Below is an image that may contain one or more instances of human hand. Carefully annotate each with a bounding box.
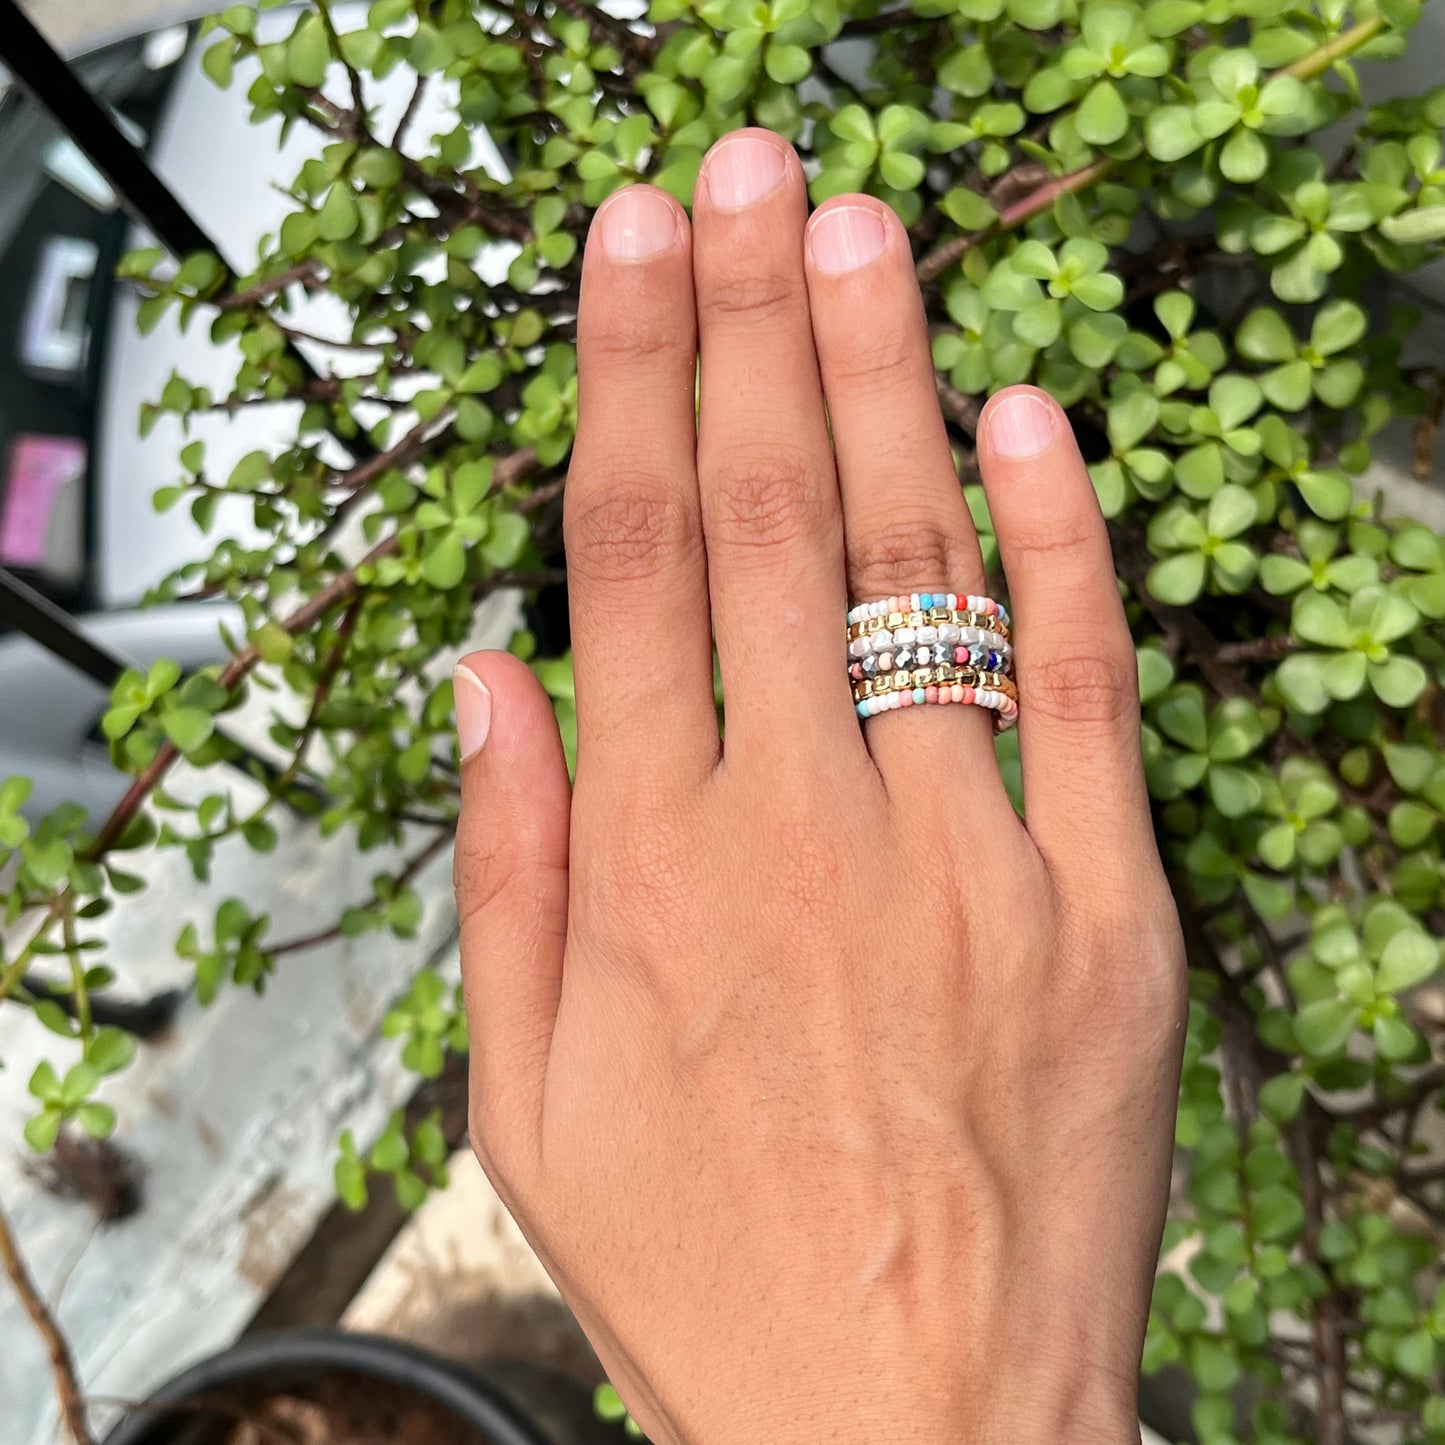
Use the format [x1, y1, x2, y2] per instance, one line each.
[452, 127, 1186, 1445]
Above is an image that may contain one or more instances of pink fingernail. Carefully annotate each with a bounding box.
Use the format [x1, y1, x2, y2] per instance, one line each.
[987, 391, 1057, 458]
[702, 133, 787, 210]
[454, 664, 492, 760]
[808, 206, 887, 275]
[598, 187, 678, 261]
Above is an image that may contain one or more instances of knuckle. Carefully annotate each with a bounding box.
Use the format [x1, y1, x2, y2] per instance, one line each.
[826, 327, 919, 393]
[701, 266, 802, 327]
[1054, 891, 1187, 1032]
[1023, 647, 1138, 729]
[707, 442, 835, 552]
[1007, 516, 1092, 565]
[564, 472, 698, 587]
[582, 316, 694, 374]
[850, 515, 970, 596]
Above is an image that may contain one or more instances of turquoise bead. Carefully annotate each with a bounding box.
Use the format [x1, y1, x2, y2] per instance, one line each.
[919, 592, 933, 609]
[913, 687, 926, 704]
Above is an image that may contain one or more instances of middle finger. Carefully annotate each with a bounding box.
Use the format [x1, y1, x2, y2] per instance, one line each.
[692, 130, 860, 765]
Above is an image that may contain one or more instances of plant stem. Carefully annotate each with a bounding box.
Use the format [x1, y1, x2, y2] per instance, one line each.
[1279, 15, 1385, 80]
[915, 158, 1115, 284]
[0, 1200, 94, 1445]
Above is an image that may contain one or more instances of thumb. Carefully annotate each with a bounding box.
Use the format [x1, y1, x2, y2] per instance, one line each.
[453, 649, 571, 1170]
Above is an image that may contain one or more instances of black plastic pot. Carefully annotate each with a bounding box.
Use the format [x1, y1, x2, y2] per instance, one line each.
[100, 1327, 621, 1445]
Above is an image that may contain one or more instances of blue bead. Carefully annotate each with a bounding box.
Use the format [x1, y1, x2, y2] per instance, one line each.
[919, 592, 933, 609]
[913, 688, 926, 704]
[856, 701, 868, 718]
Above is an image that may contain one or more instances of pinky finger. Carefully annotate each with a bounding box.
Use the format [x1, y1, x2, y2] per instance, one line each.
[975, 388, 1153, 876]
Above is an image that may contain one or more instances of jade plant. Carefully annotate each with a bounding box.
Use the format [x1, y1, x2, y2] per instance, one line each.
[1, 0, 1444, 1441]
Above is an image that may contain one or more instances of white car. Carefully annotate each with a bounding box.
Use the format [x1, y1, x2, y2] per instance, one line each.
[0, 6, 514, 826]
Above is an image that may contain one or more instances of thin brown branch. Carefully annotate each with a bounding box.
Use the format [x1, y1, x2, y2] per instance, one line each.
[267, 827, 452, 957]
[839, 6, 926, 33]
[1215, 634, 1299, 665]
[89, 447, 541, 861]
[915, 158, 1116, 284]
[391, 74, 428, 149]
[0, 1202, 94, 1445]
[935, 375, 982, 435]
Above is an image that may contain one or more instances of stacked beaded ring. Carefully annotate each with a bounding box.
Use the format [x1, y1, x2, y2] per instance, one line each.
[847, 591, 1018, 732]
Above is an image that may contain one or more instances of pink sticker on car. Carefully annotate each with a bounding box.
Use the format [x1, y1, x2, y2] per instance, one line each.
[0, 435, 87, 569]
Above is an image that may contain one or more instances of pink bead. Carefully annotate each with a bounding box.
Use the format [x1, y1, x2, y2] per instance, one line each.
[954, 646, 968, 664]
[950, 685, 964, 703]
[925, 686, 939, 703]
[900, 691, 915, 706]
[849, 663, 864, 680]
[960, 686, 975, 704]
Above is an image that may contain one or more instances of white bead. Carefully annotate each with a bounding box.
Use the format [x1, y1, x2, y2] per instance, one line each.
[848, 636, 870, 658]
[916, 625, 938, 645]
[938, 623, 960, 644]
[893, 626, 916, 645]
[870, 630, 893, 653]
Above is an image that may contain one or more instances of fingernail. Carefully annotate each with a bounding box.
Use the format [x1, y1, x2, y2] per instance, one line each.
[807, 206, 887, 275]
[454, 664, 492, 760]
[986, 391, 1057, 459]
[702, 133, 787, 211]
[598, 186, 678, 261]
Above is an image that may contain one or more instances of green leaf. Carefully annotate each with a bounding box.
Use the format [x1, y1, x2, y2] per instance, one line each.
[1275, 653, 1330, 714]
[940, 188, 997, 229]
[1296, 468, 1354, 521]
[317, 183, 360, 242]
[1149, 551, 1207, 605]
[1076, 79, 1129, 144]
[164, 707, 216, 754]
[1010, 240, 1059, 279]
[1311, 299, 1367, 356]
[1258, 1072, 1306, 1122]
[422, 531, 467, 589]
[1293, 593, 1349, 647]
[1377, 929, 1439, 992]
[1152, 292, 1194, 344]
[24, 1110, 62, 1153]
[202, 39, 234, 88]
[764, 41, 810, 84]
[1145, 106, 1200, 162]
[1206, 484, 1255, 540]
[1293, 997, 1359, 1057]
[830, 104, 874, 145]
[75, 1102, 117, 1139]
[86, 1027, 137, 1075]
[1070, 272, 1125, 311]
[286, 12, 330, 88]
[1370, 654, 1427, 707]
[1108, 390, 1159, 452]
[1236, 307, 1296, 363]
[1380, 206, 1445, 244]
[1396, 1329, 1438, 1381]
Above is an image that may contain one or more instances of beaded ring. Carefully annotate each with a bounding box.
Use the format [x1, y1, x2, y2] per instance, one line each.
[847, 609, 1010, 644]
[847, 593, 1010, 627]
[847, 592, 1017, 731]
[854, 665, 1016, 699]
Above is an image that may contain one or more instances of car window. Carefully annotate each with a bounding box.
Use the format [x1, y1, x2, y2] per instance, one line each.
[0, 32, 188, 616]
